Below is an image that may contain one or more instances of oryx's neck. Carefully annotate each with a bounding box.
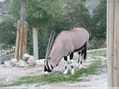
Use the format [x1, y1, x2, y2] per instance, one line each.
[48, 44, 65, 67]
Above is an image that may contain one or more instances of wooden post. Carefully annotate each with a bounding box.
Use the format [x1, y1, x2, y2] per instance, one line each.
[15, 22, 28, 60]
[19, 26, 24, 59]
[107, 0, 119, 87]
[33, 28, 39, 60]
[15, 21, 21, 59]
[113, 1, 119, 86]
[0, 45, 2, 64]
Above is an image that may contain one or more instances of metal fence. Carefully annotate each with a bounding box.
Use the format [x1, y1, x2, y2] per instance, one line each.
[0, 45, 14, 64]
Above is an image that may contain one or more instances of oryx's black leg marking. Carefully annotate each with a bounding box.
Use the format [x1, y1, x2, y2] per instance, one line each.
[70, 52, 75, 75]
[78, 52, 81, 63]
[64, 56, 67, 61]
[70, 52, 74, 60]
[65, 66, 67, 70]
[80, 60, 82, 64]
[71, 65, 73, 68]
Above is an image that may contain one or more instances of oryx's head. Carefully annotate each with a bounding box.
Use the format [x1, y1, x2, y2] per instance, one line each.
[44, 33, 55, 75]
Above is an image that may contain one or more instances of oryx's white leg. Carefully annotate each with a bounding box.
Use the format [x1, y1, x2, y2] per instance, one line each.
[70, 52, 75, 75]
[70, 60, 74, 75]
[78, 51, 83, 69]
[63, 56, 68, 75]
[64, 65, 68, 75]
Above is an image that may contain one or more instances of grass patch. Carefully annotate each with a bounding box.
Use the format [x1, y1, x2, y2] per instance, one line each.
[0, 59, 102, 87]
[88, 49, 106, 57]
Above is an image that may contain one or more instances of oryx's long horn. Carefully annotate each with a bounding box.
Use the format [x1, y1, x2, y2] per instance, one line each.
[45, 33, 53, 59]
[45, 32, 55, 60]
[48, 32, 55, 54]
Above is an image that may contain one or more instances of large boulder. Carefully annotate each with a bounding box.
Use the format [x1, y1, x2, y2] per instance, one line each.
[10, 58, 17, 66]
[23, 53, 30, 61]
[27, 56, 36, 66]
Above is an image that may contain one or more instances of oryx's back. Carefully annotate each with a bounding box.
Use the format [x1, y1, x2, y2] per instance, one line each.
[60, 28, 89, 51]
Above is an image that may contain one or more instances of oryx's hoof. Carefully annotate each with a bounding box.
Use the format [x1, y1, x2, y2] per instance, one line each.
[78, 65, 82, 69]
[71, 69, 75, 75]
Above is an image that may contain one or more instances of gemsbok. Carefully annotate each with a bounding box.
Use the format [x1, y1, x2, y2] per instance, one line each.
[44, 27, 89, 75]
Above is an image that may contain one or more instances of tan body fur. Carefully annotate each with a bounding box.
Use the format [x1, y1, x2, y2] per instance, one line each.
[48, 28, 89, 67]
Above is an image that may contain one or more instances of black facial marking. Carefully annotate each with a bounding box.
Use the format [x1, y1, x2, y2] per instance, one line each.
[44, 60, 53, 72]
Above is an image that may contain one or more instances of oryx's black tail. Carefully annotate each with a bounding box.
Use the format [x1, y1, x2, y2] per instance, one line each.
[83, 42, 87, 60]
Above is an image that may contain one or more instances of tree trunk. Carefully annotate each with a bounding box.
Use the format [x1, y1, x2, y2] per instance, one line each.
[15, 0, 27, 60]
[20, 0, 26, 25]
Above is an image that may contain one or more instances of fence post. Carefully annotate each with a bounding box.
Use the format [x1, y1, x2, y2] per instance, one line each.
[33, 28, 39, 60]
[0, 45, 2, 64]
[107, 0, 119, 88]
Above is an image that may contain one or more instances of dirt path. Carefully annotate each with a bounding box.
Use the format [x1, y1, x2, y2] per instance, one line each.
[0, 60, 44, 85]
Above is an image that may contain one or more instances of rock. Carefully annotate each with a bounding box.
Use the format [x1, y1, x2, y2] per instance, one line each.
[23, 53, 30, 61]
[16, 60, 28, 67]
[10, 58, 17, 66]
[35, 59, 44, 67]
[27, 56, 36, 66]
[4, 61, 12, 67]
